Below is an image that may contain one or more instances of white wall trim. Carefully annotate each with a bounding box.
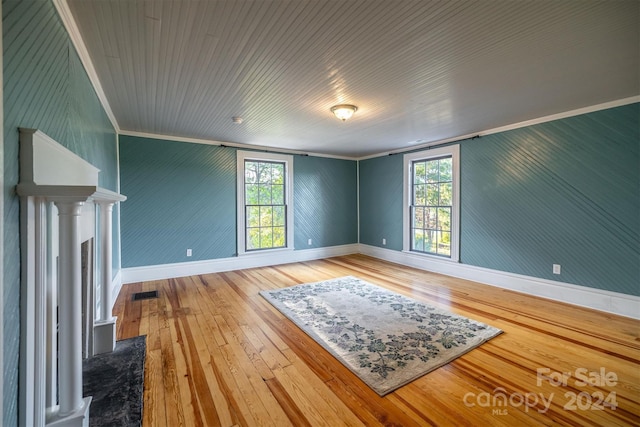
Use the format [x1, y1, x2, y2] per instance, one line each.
[359, 244, 640, 320]
[0, 1, 5, 419]
[121, 243, 639, 319]
[357, 96, 640, 161]
[119, 130, 356, 161]
[122, 244, 359, 284]
[52, 0, 120, 133]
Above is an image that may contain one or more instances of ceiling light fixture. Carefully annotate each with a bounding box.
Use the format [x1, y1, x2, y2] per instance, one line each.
[232, 116, 243, 124]
[330, 104, 358, 122]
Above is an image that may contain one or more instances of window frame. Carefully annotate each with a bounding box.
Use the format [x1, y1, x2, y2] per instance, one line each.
[237, 150, 294, 255]
[402, 145, 460, 262]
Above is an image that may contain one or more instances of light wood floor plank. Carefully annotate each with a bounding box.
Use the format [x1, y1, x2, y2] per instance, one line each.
[115, 254, 640, 426]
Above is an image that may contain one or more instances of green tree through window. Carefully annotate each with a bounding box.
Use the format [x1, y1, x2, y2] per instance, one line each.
[244, 160, 286, 250]
[411, 156, 452, 256]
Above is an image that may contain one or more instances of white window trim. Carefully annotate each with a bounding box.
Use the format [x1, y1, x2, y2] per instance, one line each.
[402, 144, 460, 262]
[237, 150, 294, 256]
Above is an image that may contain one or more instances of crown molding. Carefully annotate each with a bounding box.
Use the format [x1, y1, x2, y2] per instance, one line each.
[119, 130, 357, 161]
[357, 96, 640, 161]
[51, 0, 638, 162]
[53, 0, 120, 133]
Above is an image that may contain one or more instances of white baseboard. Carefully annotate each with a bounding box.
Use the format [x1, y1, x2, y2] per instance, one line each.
[122, 244, 360, 284]
[119, 242, 638, 320]
[358, 244, 640, 320]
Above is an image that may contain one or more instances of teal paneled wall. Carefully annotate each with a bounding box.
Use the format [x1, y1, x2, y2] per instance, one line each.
[294, 155, 358, 249]
[359, 154, 404, 250]
[3, 1, 119, 424]
[119, 136, 237, 267]
[68, 49, 118, 190]
[120, 136, 359, 267]
[358, 103, 639, 296]
[461, 103, 639, 296]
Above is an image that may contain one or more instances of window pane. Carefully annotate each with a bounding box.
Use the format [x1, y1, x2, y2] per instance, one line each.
[247, 228, 260, 250]
[245, 161, 258, 184]
[439, 158, 452, 182]
[414, 184, 426, 205]
[439, 182, 452, 205]
[272, 184, 284, 204]
[412, 229, 424, 252]
[247, 206, 260, 227]
[438, 231, 451, 256]
[272, 164, 284, 184]
[273, 206, 285, 226]
[414, 162, 426, 184]
[426, 161, 439, 183]
[245, 184, 259, 204]
[258, 163, 271, 183]
[413, 207, 424, 228]
[273, 226, 285, 247]
[437, 207, 450, 231]
[260, 228, 273, 248]
[426, 184, 439, 206]
[426, 208, 437, 228]
[425, 230, 437, 253]
[261, 206, 273, 226]
[258, 184, 272, 205]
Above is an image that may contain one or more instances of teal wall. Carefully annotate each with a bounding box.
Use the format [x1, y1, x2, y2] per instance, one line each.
[359, 103, 640, 296]
[119, 136, 237, 266]
[359, 154, 404, 250]
[3, 1, 119, 424]
[294, 156, 357, 249]
[119, 136, 359, 267]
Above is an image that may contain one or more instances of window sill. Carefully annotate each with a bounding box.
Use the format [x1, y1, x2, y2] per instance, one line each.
[238, 247, 294, 257]
[401, 249, 459, 263]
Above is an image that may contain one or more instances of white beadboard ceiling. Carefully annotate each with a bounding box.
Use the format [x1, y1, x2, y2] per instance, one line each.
[65, 0, 639, 158]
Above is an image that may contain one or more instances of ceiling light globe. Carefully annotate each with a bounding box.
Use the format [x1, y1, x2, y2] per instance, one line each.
[331, 104, 358, 121]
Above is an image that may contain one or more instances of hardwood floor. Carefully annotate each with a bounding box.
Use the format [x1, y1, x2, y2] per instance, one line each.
[113, 254, 640, 426]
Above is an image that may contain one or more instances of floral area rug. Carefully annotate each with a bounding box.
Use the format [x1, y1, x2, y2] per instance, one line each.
[260, 276, 502, 396]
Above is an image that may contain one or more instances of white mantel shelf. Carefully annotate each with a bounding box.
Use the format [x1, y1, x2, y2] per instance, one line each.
[17, 183, 126, 203]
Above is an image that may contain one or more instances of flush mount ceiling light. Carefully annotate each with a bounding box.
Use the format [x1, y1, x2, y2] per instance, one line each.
[232, 116, 243, 124]
[330, 104, 358, 122]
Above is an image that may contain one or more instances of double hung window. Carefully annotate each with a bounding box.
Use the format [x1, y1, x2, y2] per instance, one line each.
[237, 151, 293, 254]
[403, 145, 459, 261]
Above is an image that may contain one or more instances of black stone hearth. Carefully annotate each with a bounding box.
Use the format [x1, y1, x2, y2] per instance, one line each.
[83, 335, 146, 427]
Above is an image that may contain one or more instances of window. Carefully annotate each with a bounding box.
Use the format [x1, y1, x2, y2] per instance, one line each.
[237, 151, 293, 254]
[403, 145, 459, 261]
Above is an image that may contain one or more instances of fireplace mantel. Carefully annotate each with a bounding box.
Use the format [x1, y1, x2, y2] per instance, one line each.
[17, 129, 126, 427]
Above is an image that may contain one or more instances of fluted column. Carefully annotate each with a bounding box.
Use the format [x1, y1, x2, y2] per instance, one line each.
[54, 200, 84, 416]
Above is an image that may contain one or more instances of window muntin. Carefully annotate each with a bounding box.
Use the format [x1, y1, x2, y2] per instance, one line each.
[244, 160, 286, 250]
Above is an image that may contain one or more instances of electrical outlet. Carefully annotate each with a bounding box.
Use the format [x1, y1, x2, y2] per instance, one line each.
[553, 264, 561, 275]
[382, 238, 386, 245]
[308, 238, 312, 246]
[187, 249, 192, 257]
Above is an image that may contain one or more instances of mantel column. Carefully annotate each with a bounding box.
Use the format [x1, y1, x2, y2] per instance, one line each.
[98, 202, 113, 321]
[54, 200, 88, 418]
[93, 201, 117, 354]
